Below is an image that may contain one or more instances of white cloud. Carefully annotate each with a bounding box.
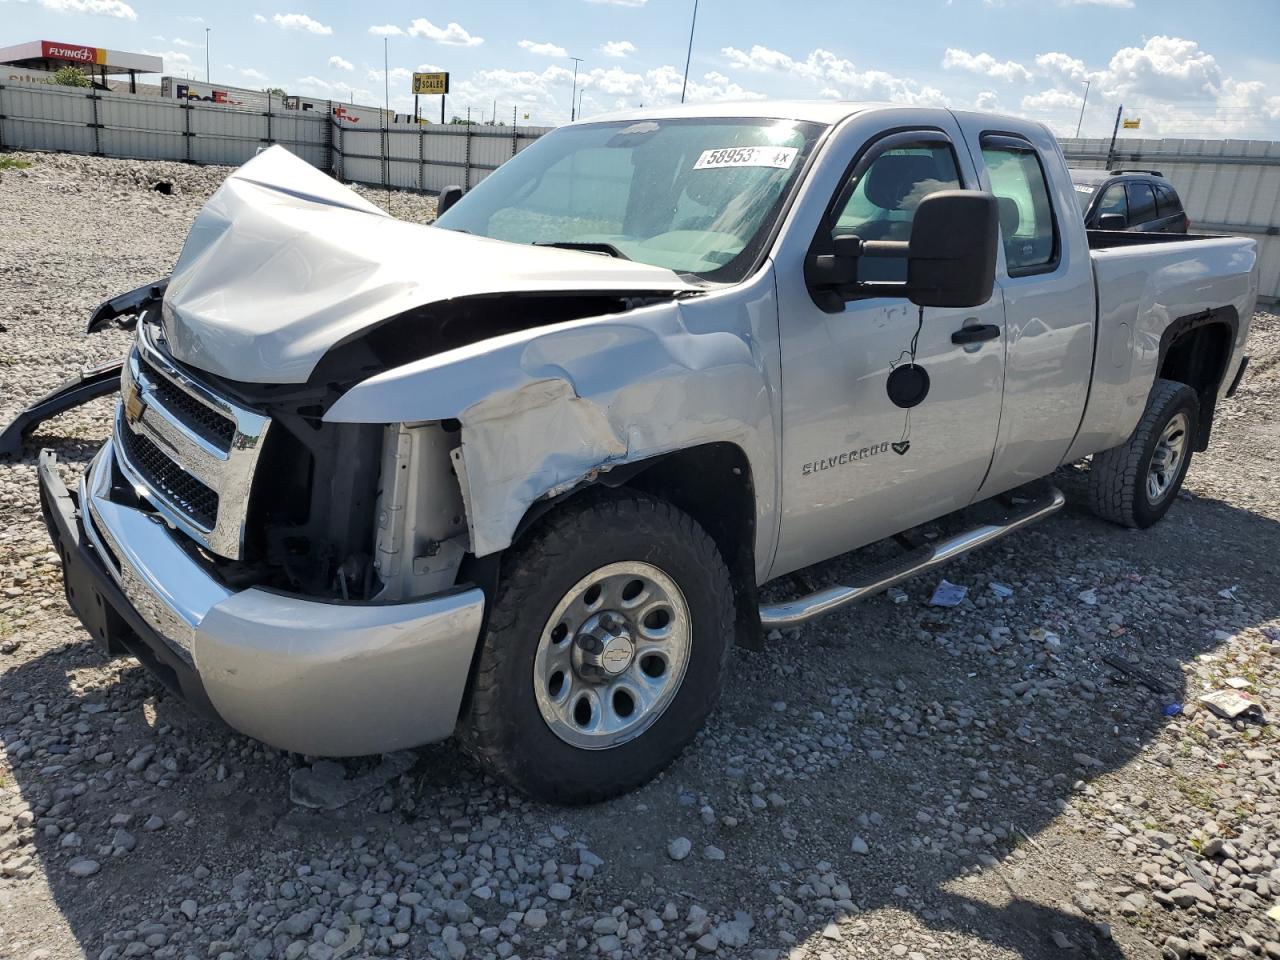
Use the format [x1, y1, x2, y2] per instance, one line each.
[240, 67, 269, 82]
[141, 49, 193, 72]
[1017, 36, 1280, 138]
[585, 0, 647, 5]
[152, 35, 201, 49]
[519, 40, 568, 58]
[974, 90, 1001, 111]
[442, 58, 762, 127]
[408, 18, 484, 47]
[722, 45, 948, 105]
[272, 13, 332, 35]
[253, 14, 266, 23]
[1061, 0, 1133, 6]
[328, 56, 353, 71]
[601, 40, 636, 59]
[293, 75, 377, 102]
[942, 48, 1033, 84]
[1104, 35, 1220, 102]
[37, 0, 136, 19]
[1021, 88, 1083, 111]
[1034, 51, 1094, 84]
[366, 66, 414, 83]
[368, 24, 404, 36]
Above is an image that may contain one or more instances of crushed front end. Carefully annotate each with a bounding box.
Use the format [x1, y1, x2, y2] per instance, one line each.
[39, 315, 485, 756]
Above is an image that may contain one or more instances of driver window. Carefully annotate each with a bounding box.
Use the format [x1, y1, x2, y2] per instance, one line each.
[1097, 184, 1128, 222]
[831, 143, 961, 280]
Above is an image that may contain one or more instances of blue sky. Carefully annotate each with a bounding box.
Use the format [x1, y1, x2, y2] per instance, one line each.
[3, 0, 1277, 137]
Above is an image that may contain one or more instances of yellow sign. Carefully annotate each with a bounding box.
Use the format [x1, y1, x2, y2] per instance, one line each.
[412, 71, 449, 95]
[1122, 118, 1141, 129]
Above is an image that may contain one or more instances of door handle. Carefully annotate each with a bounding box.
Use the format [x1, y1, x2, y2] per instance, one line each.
[951, 323, 1001, 346]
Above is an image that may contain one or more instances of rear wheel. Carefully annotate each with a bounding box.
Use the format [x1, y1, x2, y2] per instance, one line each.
[1089, 378, 1199, 528]
[460, 491, 734, 804]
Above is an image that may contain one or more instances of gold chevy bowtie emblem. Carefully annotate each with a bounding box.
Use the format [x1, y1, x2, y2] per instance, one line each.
[123, 381, 147, 425]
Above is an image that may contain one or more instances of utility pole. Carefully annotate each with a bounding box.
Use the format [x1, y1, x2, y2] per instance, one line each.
[1106, 103, 1123, 171]
[205, 28, 211, 83]
[680, 0, 699, 103]
[383, 37, 391, 213]
[569, 57, 583, 122]
[1074, 79, 1091, 139]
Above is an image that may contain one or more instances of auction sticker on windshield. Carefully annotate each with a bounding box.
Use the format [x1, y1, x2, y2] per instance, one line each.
[693, 146, 799, 170]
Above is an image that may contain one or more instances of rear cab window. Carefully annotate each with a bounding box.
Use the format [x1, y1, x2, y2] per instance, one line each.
[1154, 182, 1183, 217]
[1126, 181, 1158, 224]
[979, 134, 1059, 276]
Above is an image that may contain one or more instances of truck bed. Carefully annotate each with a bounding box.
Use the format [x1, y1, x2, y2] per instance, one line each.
[1065, 232, 1258, 463]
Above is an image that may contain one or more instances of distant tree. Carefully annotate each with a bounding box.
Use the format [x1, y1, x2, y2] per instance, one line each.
[52, 66, 91, 88]
[265, 86, 287, 97]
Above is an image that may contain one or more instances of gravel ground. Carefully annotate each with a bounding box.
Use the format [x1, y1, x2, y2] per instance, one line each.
[1, 151, 1278, 960]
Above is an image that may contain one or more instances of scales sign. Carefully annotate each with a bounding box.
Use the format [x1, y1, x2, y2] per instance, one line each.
[412, 72, 449, 95]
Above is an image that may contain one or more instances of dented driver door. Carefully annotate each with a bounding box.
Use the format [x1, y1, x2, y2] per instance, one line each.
[770, 119, 1007, 579]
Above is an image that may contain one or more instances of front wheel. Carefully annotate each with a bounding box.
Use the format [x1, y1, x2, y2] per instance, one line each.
[459, 491, 734, 804]
[1089, 378, 1199, 529]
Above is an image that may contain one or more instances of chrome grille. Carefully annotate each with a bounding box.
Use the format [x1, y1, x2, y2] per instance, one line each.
[138, 356, 236, 450]
[118, 424, 220, 529]
[112, 322, 270, 560]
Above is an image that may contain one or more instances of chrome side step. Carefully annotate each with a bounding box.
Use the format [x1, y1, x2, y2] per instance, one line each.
[759, 485, 1066, 629]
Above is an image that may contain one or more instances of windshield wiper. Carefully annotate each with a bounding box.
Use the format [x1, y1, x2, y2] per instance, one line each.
[532, 241, 631, 260]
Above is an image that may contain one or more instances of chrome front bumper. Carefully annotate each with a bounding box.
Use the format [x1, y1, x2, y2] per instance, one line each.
[56, 441, 485, 756]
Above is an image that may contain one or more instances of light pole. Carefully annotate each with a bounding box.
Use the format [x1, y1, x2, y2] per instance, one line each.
[680, 0, 699, 104]
[204, 28, 211, 83]
[569, 56, 583, 122]
[1074, 79, 1091, 138]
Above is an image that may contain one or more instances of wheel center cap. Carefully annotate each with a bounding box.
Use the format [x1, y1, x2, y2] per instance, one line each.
[574, 612, 635, 679]
[599, 635, 634, 676]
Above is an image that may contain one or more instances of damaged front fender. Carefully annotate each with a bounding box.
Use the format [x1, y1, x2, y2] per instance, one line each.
[324, 276, 782, 574]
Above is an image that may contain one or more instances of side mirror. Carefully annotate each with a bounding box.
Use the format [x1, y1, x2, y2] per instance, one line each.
[436, 185, 464, 217]
[1097, 213, 1127, 230]
[906, 190, 999, 309]
[808, 234, 862, 287]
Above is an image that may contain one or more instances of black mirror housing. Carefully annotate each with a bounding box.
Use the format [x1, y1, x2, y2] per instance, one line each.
[436, 185, 464, 217]
[1097, 212, 1127, 230]
[906, 190, 999, 309]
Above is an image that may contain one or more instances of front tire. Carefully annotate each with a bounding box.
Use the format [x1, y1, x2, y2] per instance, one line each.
[460, 491, 734, 804]
[1089, 378, 1199, 529]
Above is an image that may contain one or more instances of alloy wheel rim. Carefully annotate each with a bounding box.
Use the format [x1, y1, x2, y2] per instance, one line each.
[532, 561, 691, 750]
[1146, 411, 1189, 505]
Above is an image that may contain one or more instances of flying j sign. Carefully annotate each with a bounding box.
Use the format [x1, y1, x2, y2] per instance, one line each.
[412, 72, 449, 95]
[41, 41, 106, 65]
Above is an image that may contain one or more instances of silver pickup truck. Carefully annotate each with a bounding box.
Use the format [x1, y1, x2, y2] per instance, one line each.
[38, 102, 1258, 803]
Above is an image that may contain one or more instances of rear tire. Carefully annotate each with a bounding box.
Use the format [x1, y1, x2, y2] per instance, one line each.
[459, 490, 734, 804]
[1089, 378, 1199, 529]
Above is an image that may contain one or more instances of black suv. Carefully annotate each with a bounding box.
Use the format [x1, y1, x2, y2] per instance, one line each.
[1070, 168, 1190, 233]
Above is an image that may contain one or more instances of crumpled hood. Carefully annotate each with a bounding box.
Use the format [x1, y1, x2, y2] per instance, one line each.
[162, 146, 700, 384]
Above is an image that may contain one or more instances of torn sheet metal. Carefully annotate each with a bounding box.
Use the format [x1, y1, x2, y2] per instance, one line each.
[162, 146, 700, 384]
[327, 274, 783, 566]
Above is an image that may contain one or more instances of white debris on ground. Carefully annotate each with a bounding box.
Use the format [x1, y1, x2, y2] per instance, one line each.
[1, 151, 1279, 960]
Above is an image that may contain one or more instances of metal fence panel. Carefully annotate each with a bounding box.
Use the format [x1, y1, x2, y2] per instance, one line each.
[0, 84, 96, 154]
